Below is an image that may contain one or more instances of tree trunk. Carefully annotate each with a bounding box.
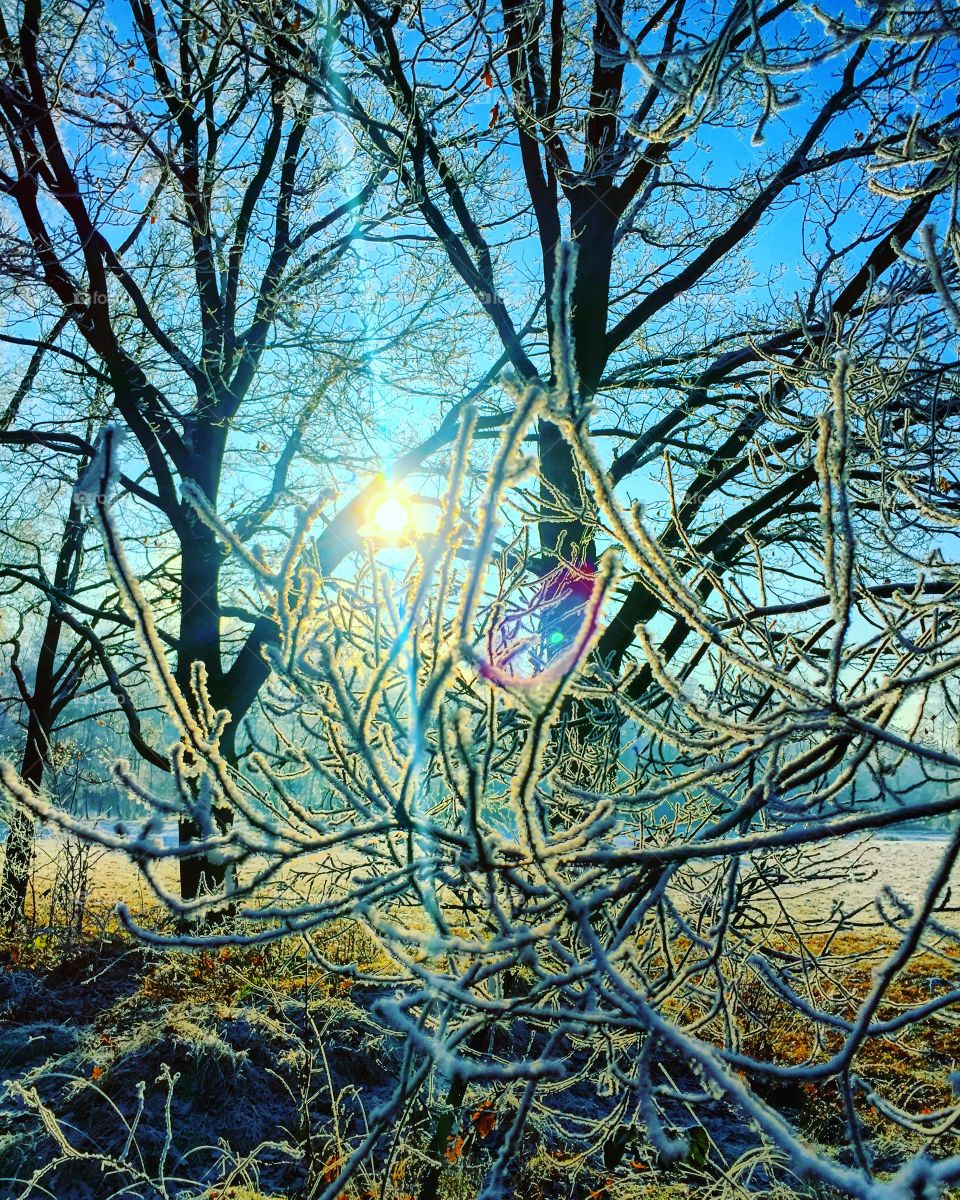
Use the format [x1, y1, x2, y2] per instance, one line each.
[174, 503, 233, 904]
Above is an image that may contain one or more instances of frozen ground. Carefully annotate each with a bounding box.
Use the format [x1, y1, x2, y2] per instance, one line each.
[3, 828, 957, 1197]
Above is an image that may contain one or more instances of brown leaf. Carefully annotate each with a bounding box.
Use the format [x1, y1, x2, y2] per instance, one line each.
[444, 1134, 465, 1163]
[471, 1101, 496, 1138]
[323, 1154, 344, 1183]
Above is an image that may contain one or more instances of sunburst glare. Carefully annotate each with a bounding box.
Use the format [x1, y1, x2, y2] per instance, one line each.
[367, 487, 413, 538]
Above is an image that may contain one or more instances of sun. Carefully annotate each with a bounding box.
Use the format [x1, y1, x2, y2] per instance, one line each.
[368, 488, 413, 537]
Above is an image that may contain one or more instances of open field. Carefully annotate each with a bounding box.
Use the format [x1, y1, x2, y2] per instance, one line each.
[21, 826, 960, 931]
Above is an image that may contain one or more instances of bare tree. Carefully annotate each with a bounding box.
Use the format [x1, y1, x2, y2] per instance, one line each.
[3, 5, 960, 1192]
[0, 0, 446, 899]
[0, 480, 86, 923]
[255, 0, 960, 673]
[0, 448, 175, 921]
[12, 251, 960, 1195]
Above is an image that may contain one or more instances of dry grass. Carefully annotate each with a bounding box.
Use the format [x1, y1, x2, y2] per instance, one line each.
[5, 841, 960, 1199]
